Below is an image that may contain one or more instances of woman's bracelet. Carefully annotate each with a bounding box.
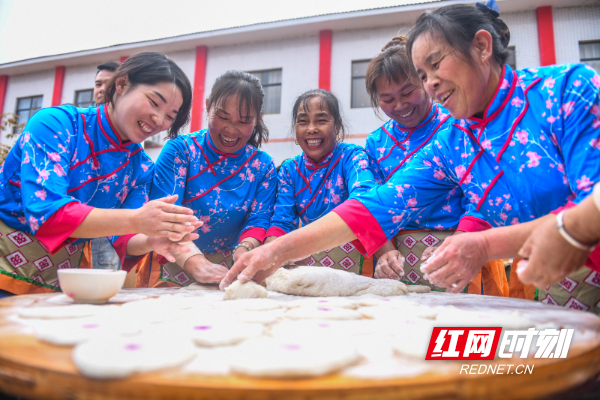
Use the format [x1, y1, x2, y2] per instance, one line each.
[556, 210, 596, 252]
[234, 242, 253, 252]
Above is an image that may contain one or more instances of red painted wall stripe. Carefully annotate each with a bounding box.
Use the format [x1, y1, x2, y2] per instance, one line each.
[51, 66, 65, 107]
[536, 6, 556, 66]
[190, 45, 208, 132]
[318, 30, 332, 91]
[120, 56, 129, 63]
[0, 75, 8, 115]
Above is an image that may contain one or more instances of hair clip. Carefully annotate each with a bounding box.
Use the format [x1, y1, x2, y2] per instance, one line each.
[476, 0, 500, 18]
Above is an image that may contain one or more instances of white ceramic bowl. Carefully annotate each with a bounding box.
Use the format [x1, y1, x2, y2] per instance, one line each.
[57, 269, 127, 304]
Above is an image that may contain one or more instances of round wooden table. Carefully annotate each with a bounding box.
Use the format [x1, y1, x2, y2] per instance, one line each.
[0, 288, 599, 400]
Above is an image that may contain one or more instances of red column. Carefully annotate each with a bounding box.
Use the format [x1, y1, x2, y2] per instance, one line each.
[536, 6, 556, 66]
[190, 46, 207, 132]
[318, 30, 332, 91]
[120, 56, 129, 63]
[0, 75, 8, 115]
[51, 66, 66, 107]
[0, 75, 8, 130]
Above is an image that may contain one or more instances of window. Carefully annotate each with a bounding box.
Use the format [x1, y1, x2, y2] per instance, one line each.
[249, 69, 282, 114]
[75, 89, 95, 108]
[15, 95, 43, 132]
[506, 46, 516, 71]
[351, 60, 370, 108]
[580, 41, 600, 73]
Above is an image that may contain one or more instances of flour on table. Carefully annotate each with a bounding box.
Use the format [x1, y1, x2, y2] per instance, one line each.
[435, 307, 535, 329]
[223, 280, 268, 300]
[18, 305, 118, 319]
[229, 337, 359, 378]
[285, 306, 362, 320]
[213, 298, 282, 311]
[186, 321, 264, 347]
[285, 297, 358, 309]
[266, 266, 407, 297]
[72, 334, 196, 379]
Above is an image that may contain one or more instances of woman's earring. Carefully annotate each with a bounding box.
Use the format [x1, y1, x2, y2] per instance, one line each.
[294, 138, 299, 145]
[336, 135, 341, 143]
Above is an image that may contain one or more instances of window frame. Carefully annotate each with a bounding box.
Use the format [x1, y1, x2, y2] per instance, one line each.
[74, 88, 95, 108]
[506, 46, 517, 71]
[248, 68, 283, 115]
[14, 95, 44, 133]
[350, 59, 371, 109]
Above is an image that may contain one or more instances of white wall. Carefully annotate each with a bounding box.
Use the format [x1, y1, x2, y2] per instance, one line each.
[203, 34, 320, 166]
[62, 63, 100, 106]
[554, 6, 600, 65]
[1, 69, 54, 145]
[502, 10, 540, 69]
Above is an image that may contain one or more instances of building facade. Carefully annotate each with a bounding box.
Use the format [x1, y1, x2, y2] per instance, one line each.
[0, 0, 599, 165]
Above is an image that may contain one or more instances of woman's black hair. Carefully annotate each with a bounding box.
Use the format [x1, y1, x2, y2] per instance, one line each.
[291, 89, 347, 141]
[104, 52, 192, 139]
[365, 35, 422, 116]
[407, 4, 511, 67]
[206, 70, 269, 148]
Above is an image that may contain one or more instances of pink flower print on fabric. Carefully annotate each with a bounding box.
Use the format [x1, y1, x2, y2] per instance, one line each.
[592, 74, 600, 88]
[511, 97, 523, 107]
[335, 175, 344, 189]
[500, 79, 510, 89]
[199, 216, 211, 233]
[577, 175, 593, 191]
[251, 159, 261, 169]
[141, 164, 149, 172]
[562, 101, 576, 117]
[442, 205, 451, 212]
[246, 170, 255, 182]
[468, 191, 480, 204]
[395, 185, 404, 197]
[591, 104, 600, 118]
[455, 165, 472, 184]
[36, 168, 50, 183]
[526, 152, 541, 168]
[424, 160, 432, 167]
[53, 164, 66, 177]
[511, 218, 519, 225]
[23, 151, 30, 164]
[547, 115, 557, 124]
[392, 215, 403, 223]
[48, 152, 61, 162]
[573, 79, 581, 87]
[35, 190, 47, 201]
[28, 216, 39, 232]
[542, 76, 555, 90]
[545, 99, 553, 109]
[262, 182, 269, 189]
[433, 169, 446, 180]
[407, 198, 417, 207]
[177, 166, 186, 177]
[481, 139, 492, 150]
[515, 130, 528, 145]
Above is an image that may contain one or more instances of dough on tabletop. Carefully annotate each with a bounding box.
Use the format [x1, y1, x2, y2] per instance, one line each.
[229, 337, 360, 378]
[72, 334, 196, 379]
[212, 298, 282, 311]
[35, 317, 141, 346]
[18, 304, 119, 319]
[390, 319, 437, 358]
[359, 303, 438, 320]
[285, 297, 358, 309]
[435, 307, 535, 329]
[405, 285, 431, 294]
[285, 306, 362, 320]
[223, 280, 268, 300]
[266, 266, 407, 297]
[186, 321, 265, 347]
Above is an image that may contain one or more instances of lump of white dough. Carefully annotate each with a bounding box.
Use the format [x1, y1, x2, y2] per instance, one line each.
[265, 266, 407, 297]
[212, 298, 282, 311]
[406, 285, 431, 294]
[285, 297, 358, 309]
[229, 337, 359, 378]
[223, 280, 268, 300]
[72, 334, 196, 379]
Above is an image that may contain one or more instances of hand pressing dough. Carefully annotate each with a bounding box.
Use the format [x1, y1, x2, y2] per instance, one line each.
[72, 335, 196, 379]
[229, 337, 359, 378]
[266, 266, 407, 297]
[19, 305, 118, 319]
[212, 298, 282, 311]
[223, 280, 268, 300]
[285, 306, 362, 320]
[285, 297, 358, 309]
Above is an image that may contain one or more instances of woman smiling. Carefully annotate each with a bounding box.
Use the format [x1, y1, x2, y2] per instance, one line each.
[264, 89, 378, 275]
[132, 70, 277, 287]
